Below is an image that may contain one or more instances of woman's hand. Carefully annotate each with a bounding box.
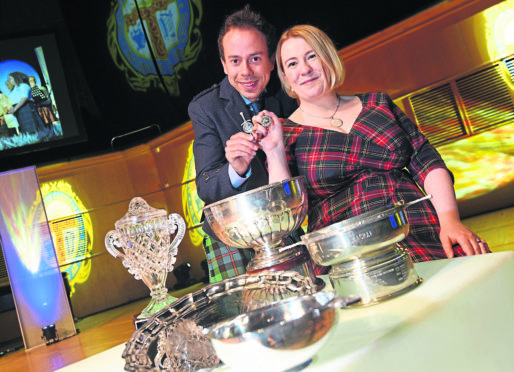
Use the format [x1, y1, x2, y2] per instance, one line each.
[251, 110, 284, 154]
[252, 110, 291, 183]
[425, 168, 490, 258]
[438, 213, 490, 257]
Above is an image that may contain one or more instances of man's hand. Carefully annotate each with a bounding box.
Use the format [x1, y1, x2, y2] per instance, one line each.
[225, 131, 259, 176]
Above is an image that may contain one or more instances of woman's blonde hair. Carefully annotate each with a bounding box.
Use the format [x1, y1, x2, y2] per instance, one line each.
[276, 25, 345, 99]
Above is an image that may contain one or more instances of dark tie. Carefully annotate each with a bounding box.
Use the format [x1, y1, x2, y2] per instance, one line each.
[249, 99, 262, 115]
[245, 99, 267, 186]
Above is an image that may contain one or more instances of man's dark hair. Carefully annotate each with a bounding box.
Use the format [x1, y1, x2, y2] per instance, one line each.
[217, 4, 276, 61]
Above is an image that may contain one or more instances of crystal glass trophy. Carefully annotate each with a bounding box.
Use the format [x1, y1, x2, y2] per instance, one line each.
[105, 197, 185, 319]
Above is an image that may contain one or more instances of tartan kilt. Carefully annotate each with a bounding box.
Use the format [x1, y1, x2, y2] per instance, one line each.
[203, 235, 255, 283]
[203, 228, 329, 283]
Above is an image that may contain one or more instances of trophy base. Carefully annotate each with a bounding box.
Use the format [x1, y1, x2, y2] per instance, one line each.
[138, 293, 177, 320]
[246, 247, 320, 288]
[329, 244, 422, 307]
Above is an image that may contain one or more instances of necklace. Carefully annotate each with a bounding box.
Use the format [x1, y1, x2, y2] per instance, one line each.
[299, 96, 343, 127]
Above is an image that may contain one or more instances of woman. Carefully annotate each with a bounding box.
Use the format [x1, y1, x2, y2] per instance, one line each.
[28, 75, 57, 128]
[0, 89, 20, 135]
[250, 25, 489, 263]
[7, 71, 52, 140]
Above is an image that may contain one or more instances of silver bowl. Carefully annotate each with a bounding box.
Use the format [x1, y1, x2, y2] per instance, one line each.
[121, 271, 318, 371]
[301, 201, 410, 266]
[329, 245, 422, 306]
[297, 197, 430, 306]
[206, 291, 360, 372]
[203, 176, 308, 271]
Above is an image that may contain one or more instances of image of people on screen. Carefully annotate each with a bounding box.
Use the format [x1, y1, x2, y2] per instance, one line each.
[28, 75, 59, 128]
[0, 69, 62, 149]
[7, 71, 54, 139]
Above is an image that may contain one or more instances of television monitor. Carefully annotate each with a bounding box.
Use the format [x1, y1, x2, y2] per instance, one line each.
[0, 32, 87, 168]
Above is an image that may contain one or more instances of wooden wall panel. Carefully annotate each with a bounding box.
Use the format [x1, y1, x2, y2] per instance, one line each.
[387, 24, 473, 92]
[338, 0, 504, 98]
[162, 184, 187, 219]
[38, 154, 135, 210]
[39, 154, 139, 269]
[159, 182, 206, 281]
[339, 46, 400, 95]
[62, 255, 149, 318]
[35, 152, 173, 318]
[122, 145, 163, 198]
[151, 123, 195, 187]
[34, 124, 201, 318]
[86, 208, 122, 257]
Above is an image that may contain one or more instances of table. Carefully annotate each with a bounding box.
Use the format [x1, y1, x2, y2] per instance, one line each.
[310, 250, 514, 372]
[57, 251, 514, 372]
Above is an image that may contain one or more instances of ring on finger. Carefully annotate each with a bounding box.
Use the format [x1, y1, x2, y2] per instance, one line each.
[261, 114, 272, 127]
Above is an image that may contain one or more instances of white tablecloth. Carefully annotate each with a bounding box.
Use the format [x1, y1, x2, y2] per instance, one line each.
[58, 251, 514, 372]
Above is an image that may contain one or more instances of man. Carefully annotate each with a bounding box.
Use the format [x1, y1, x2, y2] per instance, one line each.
[188, 5, 297, 283]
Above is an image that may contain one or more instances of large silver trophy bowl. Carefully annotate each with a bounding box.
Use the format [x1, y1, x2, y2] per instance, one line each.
[203, 176, 312, 276]
[105, 197, 186, 319]
[295, 196, 430, 306]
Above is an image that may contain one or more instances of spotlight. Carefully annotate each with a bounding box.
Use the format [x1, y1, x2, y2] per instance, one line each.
[41, 324, 57, 345]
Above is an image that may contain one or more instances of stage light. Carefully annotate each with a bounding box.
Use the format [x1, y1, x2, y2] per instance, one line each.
[41, 324, 57, 345]
[483, 0, 514, 62]
[0, 167, 76, 349]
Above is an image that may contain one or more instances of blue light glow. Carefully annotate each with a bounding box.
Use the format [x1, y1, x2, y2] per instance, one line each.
[0, 166, 75, 348]
[389, 215, 398, 228]
[284, 182, 291, 195]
